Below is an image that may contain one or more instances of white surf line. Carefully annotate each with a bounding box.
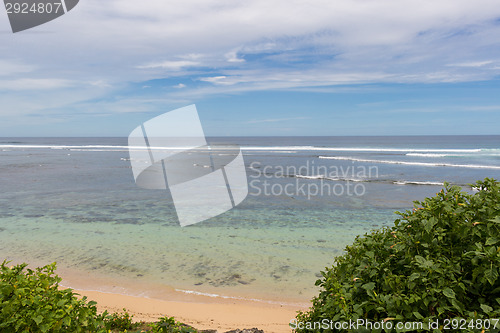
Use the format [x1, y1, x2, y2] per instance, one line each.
[240, 147, 484, 153]
[407, 152, 500, 157]
[174, 289, 306, 307]
[2, 144, 498, 154]
[393, 181, 445, 186]
[319, 156, 500, 170]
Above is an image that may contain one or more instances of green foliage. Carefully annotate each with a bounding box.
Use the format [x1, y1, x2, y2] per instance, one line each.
[105, 308, 139, 331]
[0, 261, 200, 333]
[0, 261, 108, 332]
[296, 178, 500, 332]
[148, 316, 198, 333]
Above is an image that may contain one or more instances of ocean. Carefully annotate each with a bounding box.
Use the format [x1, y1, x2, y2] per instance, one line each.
[1, 136, 499, 304]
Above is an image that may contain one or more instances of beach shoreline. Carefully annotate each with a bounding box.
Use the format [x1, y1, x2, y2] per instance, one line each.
[3, 257, 307, 332]
[73, 287, 303, 333]
[55, 263, 312, 305]
[54, 265, 308, 332]
[3, 255, 314, 306]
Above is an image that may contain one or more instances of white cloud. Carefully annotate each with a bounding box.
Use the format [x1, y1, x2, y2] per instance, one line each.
[448, 60, 494, 67]
[0, 60, 34, 76]
[2, 0, 500, 116]
[89, 80, 112, 88]
[225, 50, 245, 63]
[196, 70, 392, 89]
[6, 0, 500, 73]
[199, 76, 232, 85]
[0, 78, 73, 90]
[179, 54, 205, 60]
[137, 60, 200, 70]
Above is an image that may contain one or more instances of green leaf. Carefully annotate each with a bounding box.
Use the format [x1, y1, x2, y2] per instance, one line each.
[423, 217, 437, 233]
[414, 255, 433, 269]
[62, 317, 71, 327]
[480, 303, 493, 313]
[485, 237, 499, 245]
[409, 273, 420, 282]
[485, 267, 499, 285]
[33, 315, 43, 325]
[442, 288, 456, 299]
[451, 299, 464, 312]
[413, 311, 424, 319]
[490, 216, 500, 224]
[361, 282, 375, 291]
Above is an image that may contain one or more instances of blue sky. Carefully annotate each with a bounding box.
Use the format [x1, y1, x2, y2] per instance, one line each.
[1, 0, 500, 136]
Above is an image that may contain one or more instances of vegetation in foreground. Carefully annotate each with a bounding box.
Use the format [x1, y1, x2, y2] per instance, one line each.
[296, 178, 500, 332]
[3, 178, 500, 332]
[0, 261, 197, 332]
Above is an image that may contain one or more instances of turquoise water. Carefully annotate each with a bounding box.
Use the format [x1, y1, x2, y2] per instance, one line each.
[1, 136, 499, 302]
[0, 207, 395, 302]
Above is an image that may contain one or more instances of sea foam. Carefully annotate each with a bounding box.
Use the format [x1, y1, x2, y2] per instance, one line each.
[319, 156, 500, 170]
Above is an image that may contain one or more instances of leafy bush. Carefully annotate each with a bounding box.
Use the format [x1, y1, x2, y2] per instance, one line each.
[148, 316, 197, 333]
[105, 308, 139, 331]
[0, 261, 203, 333]
[296, 178, 500, 332]
[0, 261, 108, 332]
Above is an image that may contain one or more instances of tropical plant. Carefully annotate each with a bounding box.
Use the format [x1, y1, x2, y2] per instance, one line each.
[105, 308, 140, 331]
[0, 261, 202, 333]
[148, 316, 198, 333]
[296, 178, 500, 332]
[0, 261, 108, 332]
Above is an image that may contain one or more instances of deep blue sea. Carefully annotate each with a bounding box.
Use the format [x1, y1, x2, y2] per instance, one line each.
[1, 136, 499, 303]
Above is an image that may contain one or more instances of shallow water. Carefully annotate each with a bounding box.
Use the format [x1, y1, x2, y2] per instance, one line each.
[1, 136, 499, 302]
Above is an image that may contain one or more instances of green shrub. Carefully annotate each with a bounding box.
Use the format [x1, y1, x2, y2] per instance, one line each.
[0, 261, 203, 333]
[148, 316, 197, 333]
[296, 178, 500, 332]
[0, 261, 108, 332]
[105, 308, 139, 331]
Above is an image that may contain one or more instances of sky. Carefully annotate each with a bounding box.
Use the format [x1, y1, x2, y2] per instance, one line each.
[1, 0, 500, 136]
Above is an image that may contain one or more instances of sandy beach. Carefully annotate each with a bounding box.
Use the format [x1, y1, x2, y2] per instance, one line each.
[4, 258, 309, 332]
[75, 288, 304, 333]
[55, 260, 307, 332]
